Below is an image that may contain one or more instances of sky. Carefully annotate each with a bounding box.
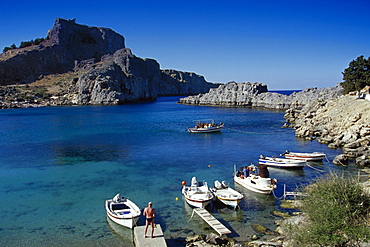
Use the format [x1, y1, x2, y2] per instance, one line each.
[1, 0, 370, 90]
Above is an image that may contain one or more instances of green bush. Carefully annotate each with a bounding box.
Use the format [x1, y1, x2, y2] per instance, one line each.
[2, 38, 46, 52]
[289, 172, 370, 246]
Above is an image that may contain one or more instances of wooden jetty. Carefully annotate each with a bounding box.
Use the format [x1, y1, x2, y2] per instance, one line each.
[191, 208, 231, 236]
[134, 224, 167, 247]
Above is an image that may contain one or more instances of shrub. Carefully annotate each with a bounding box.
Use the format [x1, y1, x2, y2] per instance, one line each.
[288, 172, 370, 246]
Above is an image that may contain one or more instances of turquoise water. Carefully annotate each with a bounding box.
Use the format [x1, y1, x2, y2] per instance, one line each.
[0, 96, 360, 246]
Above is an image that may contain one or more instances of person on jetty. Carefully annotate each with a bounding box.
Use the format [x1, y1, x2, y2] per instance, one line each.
[143, 202, 156, 238]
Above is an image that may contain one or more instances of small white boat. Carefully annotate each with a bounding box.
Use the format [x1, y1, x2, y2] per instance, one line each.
[187, 119, 224, 133]
[259, 155, 306, 169]
[105, 194, 141, 229]
[281, 150, 326, 161]
[233, 165, 277, 194]
[210, 180, 244, 209]
[182, 177, 214, 208]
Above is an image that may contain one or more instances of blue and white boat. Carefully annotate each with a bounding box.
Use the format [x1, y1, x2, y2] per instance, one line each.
[259, 155, 306, 169]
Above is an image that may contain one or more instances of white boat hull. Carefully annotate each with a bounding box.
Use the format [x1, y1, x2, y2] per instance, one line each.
[187, 126, 223, 133]
[259, 157, 306, 168]
[187, 120, 224, 133]
[284, 152, 326, 161]
[234, 174, 276, 194]
[106, 210, 139, 228]
[213, 188, 243, 208]
[182, 187, 213, 208]
[105, 195, 141, 229]
[182, 178, 213, 208]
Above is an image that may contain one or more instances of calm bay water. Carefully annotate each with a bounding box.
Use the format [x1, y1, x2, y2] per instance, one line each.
[0, 96, 361, 246]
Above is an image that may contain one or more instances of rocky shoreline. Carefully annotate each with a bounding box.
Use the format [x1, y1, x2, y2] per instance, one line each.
[178, 81, 343, 110]
[284, 91, 370, 166]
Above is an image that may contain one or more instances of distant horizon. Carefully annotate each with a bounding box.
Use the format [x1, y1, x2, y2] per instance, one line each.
[2, 0, 370, 90]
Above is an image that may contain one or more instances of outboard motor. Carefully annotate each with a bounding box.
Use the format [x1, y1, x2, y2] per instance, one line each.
[221, 181, 228, 188]
[214, 180, 222, 189]
[113, 194, 121, 203]
[191, 177, 198, 186]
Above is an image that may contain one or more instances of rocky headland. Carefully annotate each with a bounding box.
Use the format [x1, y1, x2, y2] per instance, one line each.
[0, 18, 218, 108]
[178, 81, 343, 110]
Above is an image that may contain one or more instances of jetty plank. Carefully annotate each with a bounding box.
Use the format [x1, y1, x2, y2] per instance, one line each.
[193, 208, 231, 236]
[134, 224, 167, 247]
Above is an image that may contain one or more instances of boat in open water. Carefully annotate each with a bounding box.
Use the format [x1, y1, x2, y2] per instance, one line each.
[182, 177, 214, 208]
[105, 194, 141, 229]
[187, 119, 224, 133]
[259, 155, 306, 169]
[233, 164, 277, 194]
[281, 150, 326, 161]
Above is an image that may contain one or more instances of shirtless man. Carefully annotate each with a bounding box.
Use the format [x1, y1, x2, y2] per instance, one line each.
[143, 202, 155, 238]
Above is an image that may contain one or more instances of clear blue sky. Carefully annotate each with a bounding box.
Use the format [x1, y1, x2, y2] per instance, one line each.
[1, 0, 370, 90]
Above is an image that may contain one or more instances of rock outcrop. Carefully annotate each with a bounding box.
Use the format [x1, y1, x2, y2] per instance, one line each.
[178, 81, 343, 110]
[0, 18, 125, 85]
[284, 95, 370, 165]
[0, 18, 217, 107]
[178, 81, 268, 107]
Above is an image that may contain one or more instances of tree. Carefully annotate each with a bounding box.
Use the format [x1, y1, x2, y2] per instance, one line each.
[341, 55, 370, 94]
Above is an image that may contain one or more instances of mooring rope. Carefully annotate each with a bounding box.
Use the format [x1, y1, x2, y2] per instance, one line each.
[224, 127, 279, 135]
[306, 163, 325, 172]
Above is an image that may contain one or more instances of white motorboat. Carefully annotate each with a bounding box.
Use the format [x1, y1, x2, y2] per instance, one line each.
[281, 150, 326, 161]
[187, 119, 224, 133]
[233, 164, 277, 194]
[105, 194, 141, 229]
[182, 177, 214, 208]
[259, 155, 306, 169]
[210, 180, 244, 209]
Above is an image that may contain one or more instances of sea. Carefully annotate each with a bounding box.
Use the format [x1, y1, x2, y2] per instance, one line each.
[0, 93, 364, 247]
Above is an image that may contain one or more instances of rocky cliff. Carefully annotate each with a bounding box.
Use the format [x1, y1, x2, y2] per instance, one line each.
[0, 18, 125, 85]
[284, 94, 370, 166]
[0, 18, 217, 107]
[178, 81, 343, 110]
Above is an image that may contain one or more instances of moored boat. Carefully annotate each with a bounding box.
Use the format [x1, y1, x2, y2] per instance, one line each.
[233, 164, 277, 194]
[182, 177, 214, 208]
[105, 194, 141, 229]
[210, 180, 244, 209]
[187, 119, 224, 133]
[281, 150, 326, 161]
[259, 155, 306, 169]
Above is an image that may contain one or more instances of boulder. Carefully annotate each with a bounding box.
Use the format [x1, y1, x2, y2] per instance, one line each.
[333, 154, 349, 166]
